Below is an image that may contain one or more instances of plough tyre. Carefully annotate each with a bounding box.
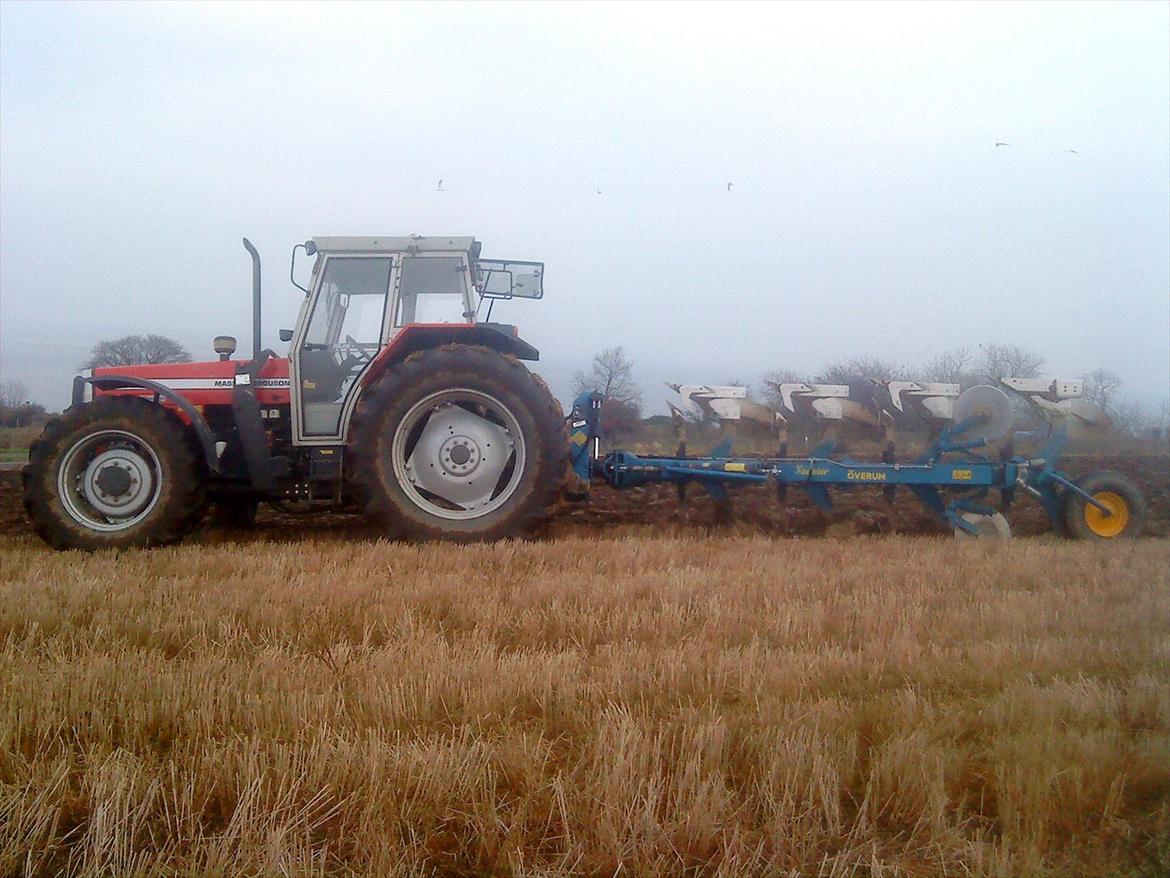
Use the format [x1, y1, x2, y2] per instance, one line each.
[1062, 471, 1147, 540]
[348, 346, 566, 541]
[23, 397, 207, 550]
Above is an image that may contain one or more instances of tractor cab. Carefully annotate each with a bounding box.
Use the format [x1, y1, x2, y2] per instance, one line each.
[288, 237, 543, 442]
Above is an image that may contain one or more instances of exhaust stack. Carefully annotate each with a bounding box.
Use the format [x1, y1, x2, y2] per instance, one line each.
[242, 238, 261, 360]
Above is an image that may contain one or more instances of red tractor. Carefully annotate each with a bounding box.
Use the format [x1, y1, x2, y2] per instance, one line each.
[24, 237, 568, 550]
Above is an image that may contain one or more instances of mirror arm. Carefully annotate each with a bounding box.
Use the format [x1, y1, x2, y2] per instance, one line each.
[288, 241, 315, 296]
[290, 243, 310, 293]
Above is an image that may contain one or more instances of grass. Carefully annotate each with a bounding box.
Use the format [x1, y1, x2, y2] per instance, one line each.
[0, 425, 39, 465]
[1, 532, 1168, 877]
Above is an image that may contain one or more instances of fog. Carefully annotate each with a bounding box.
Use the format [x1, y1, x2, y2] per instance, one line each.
[1, 1, 1167, 415]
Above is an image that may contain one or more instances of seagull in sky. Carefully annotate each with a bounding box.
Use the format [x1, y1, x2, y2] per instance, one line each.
[436, 179, 444, 191]
[995, 142, 1010, 147]
[1065, 149, 1080, 156]
[727, 182, 733, 191]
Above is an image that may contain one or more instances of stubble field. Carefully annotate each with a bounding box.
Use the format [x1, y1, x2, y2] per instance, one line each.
[2, 513, 1168, 877]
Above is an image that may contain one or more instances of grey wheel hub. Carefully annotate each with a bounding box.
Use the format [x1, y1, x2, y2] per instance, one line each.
[83, 448, 155, 516]
[438, 434, 481, 475]
[393, 390, 525, 520]
[58, 430, 163, 531]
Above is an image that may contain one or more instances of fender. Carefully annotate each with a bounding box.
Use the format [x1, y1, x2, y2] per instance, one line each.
[73, 374, 222, 474]
[360, 323, 539, 389]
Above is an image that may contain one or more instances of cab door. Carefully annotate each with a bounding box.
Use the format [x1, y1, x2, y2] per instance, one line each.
[290, 254, 396, 443]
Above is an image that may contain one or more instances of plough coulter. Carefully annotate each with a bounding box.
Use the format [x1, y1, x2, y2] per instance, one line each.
[23, 234, 1146, 550]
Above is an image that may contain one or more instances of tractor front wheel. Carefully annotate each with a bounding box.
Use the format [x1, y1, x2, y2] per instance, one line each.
[349, 346, 566, 541]
[23, 397, 207, 550]
[1062, 470, 1147, 540]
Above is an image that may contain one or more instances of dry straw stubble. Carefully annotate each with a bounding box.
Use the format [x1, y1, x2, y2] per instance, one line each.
[1, 533, 1168, 877]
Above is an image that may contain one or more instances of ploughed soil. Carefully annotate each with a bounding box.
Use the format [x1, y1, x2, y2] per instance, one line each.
[4, 454, 1168, 544]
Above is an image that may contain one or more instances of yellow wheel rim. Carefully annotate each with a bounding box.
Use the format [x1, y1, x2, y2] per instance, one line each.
[1084, 491, 1129, 537]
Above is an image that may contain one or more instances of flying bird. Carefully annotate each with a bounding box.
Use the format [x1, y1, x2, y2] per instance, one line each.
[727, 182, 733, 191]
[596, 186, 602, 195]
[436, 179, 444, 191]
[995, 142, 1010, 147]
[1065, 149, 1080, 156]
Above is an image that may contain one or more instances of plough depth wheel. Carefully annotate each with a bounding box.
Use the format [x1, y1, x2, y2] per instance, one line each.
[1063, 471, 1147, 540]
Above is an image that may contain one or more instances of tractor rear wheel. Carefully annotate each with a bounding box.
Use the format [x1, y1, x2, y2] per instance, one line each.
[23, 397, 207, 551]
[1062, 470, 1147, 540]
[349, 346, 566, 541]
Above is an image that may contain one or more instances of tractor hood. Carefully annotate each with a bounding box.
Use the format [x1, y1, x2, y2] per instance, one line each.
[90, 358, 292, 406]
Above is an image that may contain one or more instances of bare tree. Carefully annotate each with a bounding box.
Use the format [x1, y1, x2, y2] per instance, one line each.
[1082, 368, 1123, 413]
[573, 347, 643, 439]
[816, 355, 907, 385]
[978, 343, 1043, 379]
[81, 334, 192, 370]
[922, 348, 972, 384]
[0, 380, 29, 408]
[0, 380, 46, 427]
[572, 346, 642, 411]
[1109, 399, 1170, 442]
[758, 368, 806, 410]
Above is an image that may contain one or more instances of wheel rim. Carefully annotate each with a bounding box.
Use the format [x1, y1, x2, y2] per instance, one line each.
[57, 429, 163, 532]
[1084, 491, 1129, 537]
[390, 388, 526, 521]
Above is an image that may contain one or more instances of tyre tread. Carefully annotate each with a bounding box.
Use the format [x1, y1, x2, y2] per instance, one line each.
[1062, 469, 1148, 540]
[348, 345, 566, 541]
[23, 397, 207, 550]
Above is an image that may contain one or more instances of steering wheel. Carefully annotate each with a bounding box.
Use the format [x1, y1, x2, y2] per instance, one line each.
[342, 334, 377, 365]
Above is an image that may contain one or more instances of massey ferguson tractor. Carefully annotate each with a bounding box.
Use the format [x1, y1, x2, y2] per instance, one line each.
[23, 235, 1147, 551]
[24, 237, 567, 550]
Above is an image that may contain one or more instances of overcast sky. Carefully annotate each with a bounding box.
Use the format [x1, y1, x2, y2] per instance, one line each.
[1, 0, 1167, 415]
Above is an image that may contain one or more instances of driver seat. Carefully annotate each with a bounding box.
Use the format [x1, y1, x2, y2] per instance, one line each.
[299, 348, 353, 403]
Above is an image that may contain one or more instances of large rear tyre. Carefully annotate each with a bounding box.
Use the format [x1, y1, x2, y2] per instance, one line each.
[23, 397, 207, 551]
[1062, 470, 1147, 540]
[349, 346, 566, 541]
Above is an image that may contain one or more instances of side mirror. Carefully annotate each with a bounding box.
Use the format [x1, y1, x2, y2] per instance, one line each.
[476, 260, 544, 299]
[279, 329, 294, 342]
[304, 240, 317, 256]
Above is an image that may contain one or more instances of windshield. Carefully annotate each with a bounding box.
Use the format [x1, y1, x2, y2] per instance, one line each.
[304, 258, 392, 347]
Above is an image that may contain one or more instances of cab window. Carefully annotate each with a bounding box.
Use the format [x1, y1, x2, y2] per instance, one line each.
[395, 257, 470, 325]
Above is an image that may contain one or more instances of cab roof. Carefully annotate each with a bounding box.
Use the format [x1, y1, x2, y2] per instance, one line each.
[310, 236, 480, 257]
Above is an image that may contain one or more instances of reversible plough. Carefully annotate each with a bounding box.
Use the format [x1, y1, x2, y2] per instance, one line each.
[570, 378, 1147, 539]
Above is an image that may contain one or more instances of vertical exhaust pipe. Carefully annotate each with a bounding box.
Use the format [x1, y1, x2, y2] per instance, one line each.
[242, 238, 261, 360]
